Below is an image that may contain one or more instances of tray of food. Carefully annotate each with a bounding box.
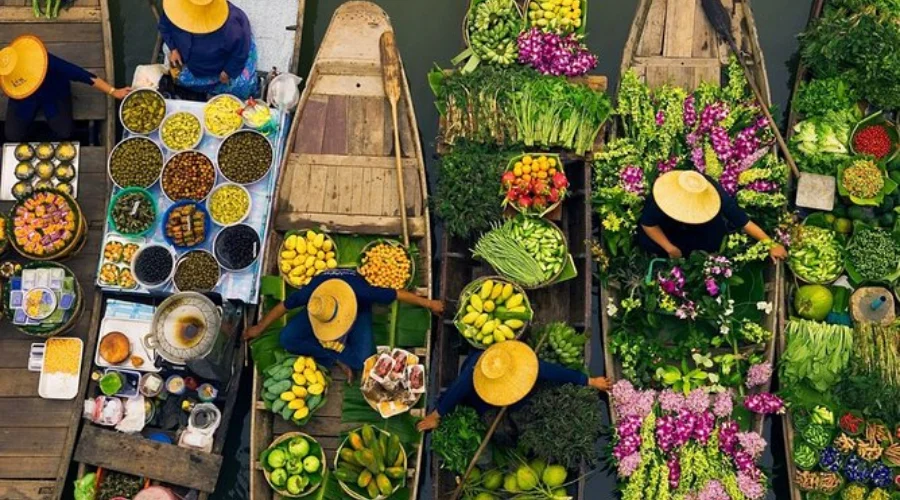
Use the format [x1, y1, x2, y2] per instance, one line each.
[95, 316, 159, 372]
[1, 142, 80, 200]
[360, 347, 425, 418]
[39, 337, 83, 400]
[98, 235, 143, 290]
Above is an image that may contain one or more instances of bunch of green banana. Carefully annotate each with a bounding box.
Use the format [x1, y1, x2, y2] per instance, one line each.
[453, 0, 521, 73]
[539, 322, 586, 369]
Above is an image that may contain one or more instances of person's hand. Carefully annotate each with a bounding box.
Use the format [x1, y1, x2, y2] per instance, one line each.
[428, 299, 445, 316]
[169, 49, 182, 67]
[219, 71, 230, 84]
[242, 324, 264, 341]
[666, 246, 683, 259]
[416, 411, 441, 432]
[110, 87, 132, 100]
[337, 362, 353, 384]
[769, 243, 788, 262]
[589, 376, 611, 392]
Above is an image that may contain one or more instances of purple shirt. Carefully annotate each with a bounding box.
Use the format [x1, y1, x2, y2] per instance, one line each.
[158, 1, 252, 78]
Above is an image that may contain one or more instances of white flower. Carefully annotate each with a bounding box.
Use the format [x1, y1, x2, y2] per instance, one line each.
[607, 297, 619, 317]
[756, 301, 773, 315]
[720, 325, 730, 335]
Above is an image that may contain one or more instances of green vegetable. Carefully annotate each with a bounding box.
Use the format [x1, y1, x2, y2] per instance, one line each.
[788, 225, 844, 284]
[272, 399, 287, 413]
[432, 406, 486, 474]
[782, 318, 853, 393]
[507, 216, 567, 280]
[793, 440, 818, 470]
[794, 284, 834, 321]
[533, 321, 586, 370]
[286, 475, 303, 495]
[454, 0, 521, 72]
[270, 380, 292, 394]
[789, 108, 860, 175]
[801, 423, 833, 450]
[794, 77, 860, 117]
[267, 448, 288, 469]
[73, 472, 96, 500]
[811, 405, 835, 426]
[846, 224, 900, 282]
[473, 221, 546, 287]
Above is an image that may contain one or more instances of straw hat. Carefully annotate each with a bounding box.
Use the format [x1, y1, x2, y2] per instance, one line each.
[653, 171, 722, 225]
[474, 340, 539, 407]
[308, 279, 358, 342]
[162, 0, 230, 34]
[0, 35, 48, 100]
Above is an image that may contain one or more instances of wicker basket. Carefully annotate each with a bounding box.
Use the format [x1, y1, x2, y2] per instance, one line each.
[356, 239, 416, 290]
[279, 230, 338, 288]
[461, 0, 525, 48]
[8, 189, 86, 261]
[3, 261, 84, 337]
[453, 275, 533, 349]
[502, 153, 565, 218]
[261, 432, 326, 498]
[334, 427, 408, 500]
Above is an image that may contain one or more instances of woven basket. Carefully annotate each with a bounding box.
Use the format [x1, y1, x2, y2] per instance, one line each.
[3, 261, 84, 337]
[261, 432, 326, 498]
[356, 239, 416, 290]
[461, 0, 525, 48]
[334, 427, 407, 500]
[453, 275, 532, 349]
[8, 189, 86, 261]
[279, 230, 338, 288]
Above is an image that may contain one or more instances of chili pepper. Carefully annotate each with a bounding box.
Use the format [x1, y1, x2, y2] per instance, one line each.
[854, 124, 892, 159]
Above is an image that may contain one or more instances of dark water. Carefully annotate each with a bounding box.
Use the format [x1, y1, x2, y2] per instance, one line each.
[108, 1, 813, 498]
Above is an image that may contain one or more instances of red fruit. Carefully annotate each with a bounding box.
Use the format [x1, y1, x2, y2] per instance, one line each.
[533, 195, 546, 209]
[552, 172, 569, 189]
[532, 180, 549, 196]
[854, 125, 892, 159]
[506, 186, 521, 201]
[548, 187, 560, 203]
[517, 195, 533, 208]
[501, 171, 516, 188]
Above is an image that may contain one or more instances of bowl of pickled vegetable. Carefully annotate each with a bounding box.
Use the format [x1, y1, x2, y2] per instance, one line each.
[160, 111, 203, 152]
[120, 88, 166, 135]
[204, 94, 244, 138]
[107, 187, 157, 237]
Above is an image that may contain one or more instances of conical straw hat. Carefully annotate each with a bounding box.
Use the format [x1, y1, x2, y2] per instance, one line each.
[474, 340, 539, 407]
[162, 0, 229, 34]
[0, 35, 48, 100]
[652, 170, 722, 224]
[308, 279, 358, 342]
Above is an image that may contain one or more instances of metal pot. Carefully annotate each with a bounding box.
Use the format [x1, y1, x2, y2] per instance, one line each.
[143, 292, 221, 364]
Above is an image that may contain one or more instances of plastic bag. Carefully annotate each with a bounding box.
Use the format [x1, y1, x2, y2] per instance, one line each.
[131, 64, 168, 89]
[266, 73, 303, 112]
[73, 472, 96, 500]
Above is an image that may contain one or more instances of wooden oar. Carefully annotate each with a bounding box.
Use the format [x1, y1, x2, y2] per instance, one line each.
[380, 31, 411, 247]
[700, 0, 801, 179]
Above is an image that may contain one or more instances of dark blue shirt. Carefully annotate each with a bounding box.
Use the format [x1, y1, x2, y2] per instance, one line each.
[159, 2, 252, 78]
[638, 177, 750, 256]
[434, 350, 589, 416]
[9, 54, 95, 120]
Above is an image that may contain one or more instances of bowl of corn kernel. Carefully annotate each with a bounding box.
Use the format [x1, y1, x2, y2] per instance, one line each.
[39, 337, 83, 399]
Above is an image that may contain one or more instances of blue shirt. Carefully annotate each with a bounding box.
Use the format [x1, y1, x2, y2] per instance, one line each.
[9, 54, 96, 120]
[279, 270, 397, 370]
[159, 2, 252, 78]
[434, 351, 589, 416]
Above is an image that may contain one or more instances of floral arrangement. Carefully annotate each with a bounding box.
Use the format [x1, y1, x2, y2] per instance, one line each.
[610, 380, 779, 500]
[516, 27, 597, 77]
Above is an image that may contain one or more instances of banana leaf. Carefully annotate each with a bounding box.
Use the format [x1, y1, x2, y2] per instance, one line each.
[372, 302, 431, 349]
[340, 382, 421, 445]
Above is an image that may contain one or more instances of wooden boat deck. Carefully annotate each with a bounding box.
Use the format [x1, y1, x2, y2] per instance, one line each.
[0, 2, 114, 499]
[602, 0, 781, 434]
[249, 3, 432, 499]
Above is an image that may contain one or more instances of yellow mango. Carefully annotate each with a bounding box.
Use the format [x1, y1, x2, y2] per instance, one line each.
[307, 245, 317, 255]
[304, 256, 316, 268]
[462, 311, 479, 324]
[474, 313, 489, 328]
[280, 262, 292, 273]
[315, 260, 326, 270]
[481, 320, 496, 335]
[325, 251, 335, 260]
[306, 230, 317, 241]
[322, 239, 333, 252]
[326, 258, 337, 269]
[469, 294, 484, 313]
[291, 256, 305, 266]
[306, 267, 316, 277]
[289, 276, 303, 287]
[305, 358, 316, 370]
[313, 233, 325, 249]
[483, 300, 495, 313]
[316, 250, 325, 260]
[501, 283, 514, 300]
[281, 250, 296, 259]
[493, 331, 505, 343]
[290, 266, 304, 277]
[482, 335, 494, 346]
[479, 280, 494, 300]
[308, 383, 324, 395]
[316, 371, 325, 386]
[506, 294, 524, 309]
[490, 284, 503, 300]
[288, 398, 306, 409]
[293, 407, 310, 420]
[292, 373, 307, 386]
[497, 324, 516, 339]
[280, 391, 296, 401]
[295, 238, 306, 255]
[284, 234, 297, 250]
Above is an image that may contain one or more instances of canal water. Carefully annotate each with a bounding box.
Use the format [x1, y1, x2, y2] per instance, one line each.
[108, 0, 814, 497]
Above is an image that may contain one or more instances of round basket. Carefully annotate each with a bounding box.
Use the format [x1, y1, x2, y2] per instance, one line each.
[279, 230, 337, 286]
[502, 152, 566, 218]
[262, 432, 326, 498]
[0, 212, 11, 258]
[204, 94, 245, 139]
[161, 200, 212, 249]
[206, 182, 252, 227]
[356, 239, 415, 290]
[119, 88, 166, 135]
[849, 112, 900, 165]
[215, 129, 275, 186]
[8, 189, 85, 261]
[461, 0, 525, 48]
[172, 250, 221, 293]
[3, 261, 84, 337]
[334, 427, 407, 500]
[107, 187, 157, 238]
[131, 244, 176, 289]
[161, 150, 216, 203]
[453, 275, 532, 350]
[108, 136, 164, 190]
[159, 111, 204, 153]
[496, 216, 568, 289]
[360, 351, 424, 418]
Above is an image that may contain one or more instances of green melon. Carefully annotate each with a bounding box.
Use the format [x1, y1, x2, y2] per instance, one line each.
[794, 285, 834, 321]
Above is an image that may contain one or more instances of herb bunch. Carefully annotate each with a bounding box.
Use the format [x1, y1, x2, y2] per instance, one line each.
[432, 406, 487, 474]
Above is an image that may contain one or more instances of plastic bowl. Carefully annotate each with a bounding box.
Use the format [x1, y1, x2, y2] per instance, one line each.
[161, 200, 212, 249]
[206, 182, 252, 227]
[107, 187, 157, 238]
[159, 111, 204, 153]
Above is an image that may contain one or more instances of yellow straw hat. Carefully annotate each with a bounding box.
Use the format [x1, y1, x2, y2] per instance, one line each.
[308, 279, 358, 342]
[474, 340, 539, 407]
[0, 35, 48, 100]
[653, 171, 722, 225]
[162, 0, 230, 34]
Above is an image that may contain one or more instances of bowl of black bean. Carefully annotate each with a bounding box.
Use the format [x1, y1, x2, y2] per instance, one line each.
[214, 224, 260, 272]
[132, 244, 175, 289]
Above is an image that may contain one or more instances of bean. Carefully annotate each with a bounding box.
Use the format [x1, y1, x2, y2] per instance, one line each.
[217, 131, 273, 184]
[134, 245, 173, 285]
[174, 250, 220, 292]
[121, 90, 166, 134]
[162, 151, 216, 201]
[109, 137, 163, 188]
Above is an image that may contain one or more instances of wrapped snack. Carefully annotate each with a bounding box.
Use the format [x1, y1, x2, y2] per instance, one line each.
[407, 364, 425, 394]
[370, 353, 398, 389]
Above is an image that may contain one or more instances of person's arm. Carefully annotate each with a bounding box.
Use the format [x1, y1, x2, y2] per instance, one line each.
[538, 361, 611, 391]
[742, 221, 788, 261]
[396, 289, 444, 316]
[242, 302, 287, 340]
[641, 225, 682, 258]
[417, 355, 479, 431]
[51, 54, 130, 100]
[222, 12, 251, 79]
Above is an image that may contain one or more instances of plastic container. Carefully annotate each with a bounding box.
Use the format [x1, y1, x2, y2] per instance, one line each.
[39, 337, 83, 399]
[83, 396, 124, 426]
[206, 182, 252, 227]
[161, 200, 212, 249]
[139, 372, 164, 397]
[159, 111, 204, 152]
[107, 187, 157, 237]
[103, 368, 141, 398]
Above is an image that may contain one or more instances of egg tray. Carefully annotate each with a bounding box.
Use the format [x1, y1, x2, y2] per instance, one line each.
[0, 142, 80, 201]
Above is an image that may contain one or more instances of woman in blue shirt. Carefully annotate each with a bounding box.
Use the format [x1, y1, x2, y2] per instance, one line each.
[1, 35, 130, 142]
[244, 269, 444, 380]
[416, 340, 610, 432]
[158, 0, 258, 99]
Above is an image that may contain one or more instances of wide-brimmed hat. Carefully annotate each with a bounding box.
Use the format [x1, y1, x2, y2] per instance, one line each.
[0, 35, 48, 100]
[162, 0, 229, 34]
[474, 340, 539, 407]
[653, 171, 722, 225]
[308, 279, 358, 342]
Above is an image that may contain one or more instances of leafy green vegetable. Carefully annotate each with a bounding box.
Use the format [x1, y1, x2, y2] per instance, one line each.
[781, 318, 853, 393]
[794, 77, 860, 117]
[511, 383, 602, 469]
[432, 406, 487, 474]
[789, 108, 860, 175]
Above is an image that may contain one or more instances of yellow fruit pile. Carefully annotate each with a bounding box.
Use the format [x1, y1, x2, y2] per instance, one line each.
[358, 242, 412, 289]
[280, 230, 337, 287]
[527, 0, 583, 33]
[512, 154, 558, 183]
[279, 356, 328, 422]
[458, 279, 531, 348]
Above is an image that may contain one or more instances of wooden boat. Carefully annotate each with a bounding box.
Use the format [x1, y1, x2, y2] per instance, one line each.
[249, 2, 432, 499]
[0, 2, 115, 498]
[601, 0, 780, 434]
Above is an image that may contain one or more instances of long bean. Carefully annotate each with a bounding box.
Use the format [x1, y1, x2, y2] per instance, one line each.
[473, 223, 544, 287]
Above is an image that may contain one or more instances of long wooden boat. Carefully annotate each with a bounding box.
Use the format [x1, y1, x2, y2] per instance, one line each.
[0, 2, 114, 498]
[601, 0, 780, 435]
[249, 2, 432, 499]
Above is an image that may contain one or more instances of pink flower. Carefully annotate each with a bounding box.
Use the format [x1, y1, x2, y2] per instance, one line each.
[668, 455, 681, 489]
[617, 414, 644, 438]
[613, 434, 641, 459]
[656, 110, 666, 126]
[693, 411, 715, 444]
[619, 165, 645, 195]
[617, 452, 642, 478]
[675, 301, 697, 320]
[719, 420, 739, 456]
[736, 431, 768, 459]
[691, 146, 706, 172]
[695, 480, 730, 500]
[744, 393, 784, 415]
[685, 389, 711, 413]
[705, 277, 720, 296]
[659, 389, 686, 413]
[745, 362, 773, 389]
[733, 450, 755, 472]
[712, 390, 734, 418]
[611, 380, 655, 419]
[683, 95, 697, 127]
[737, 470, 766, 499]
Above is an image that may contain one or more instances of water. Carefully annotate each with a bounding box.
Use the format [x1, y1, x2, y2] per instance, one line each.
[108, 1, 814, 498]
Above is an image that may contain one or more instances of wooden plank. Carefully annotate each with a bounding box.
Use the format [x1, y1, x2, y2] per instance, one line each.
[0, 369, 38, 397]
[320, 95, 348, 155]
[312, 75, 384, 98]
[74, 425, 223, 492]
[289, 153, 417, 170]
[0, 340, 32, 368]
[321, 166, 341, 215]
[0, 428, 67, 457]
[315, 60, 382, 78]
[335, 164, 354, 214]
[274, 213, 427, 238]
[293, 95, 328, 154]
[632, 56, 720, 68]
[0, 23, 102, 43]
[637, 0, 667, 57]
[0, 458, 58, 479]
[692, 0, 717, 58]
[663, 0, 696, 57]
[76, 146, 107, 174]
[0, 398, 72, 427]
[0, 7, 100, 22]
[0, 480, 56, 500]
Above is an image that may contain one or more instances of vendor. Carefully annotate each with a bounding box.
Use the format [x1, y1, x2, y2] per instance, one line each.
[243, 269, 444, 379]
[416, 340, 610, 432]
[158, 0, 258, 99]
[1, 35, 130, 142]
[638, 171, 787, 261]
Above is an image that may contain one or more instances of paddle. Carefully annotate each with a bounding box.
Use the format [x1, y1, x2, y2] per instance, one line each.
[700, 0, 801, 179]
[379, 31, 411, 247]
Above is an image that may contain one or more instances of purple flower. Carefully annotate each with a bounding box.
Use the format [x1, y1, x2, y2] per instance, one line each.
[712, 391, 734, 418]
[619, 165, 645, 195]
[611, 380, 655, 418]
[733, 450, 755, 473]
[736, 431, 767, 459]
[719, 420, 739, 456]
[517, 28, 598, 77]
[675, 301, 697, 320]
[617, 414, 644, 438]
[656, 110, 666, 126]
[694, 480, 730, 500]
[685, 389, 711, 413]
[746, 180, 779, 192]
[705, 277, 720, 296]
[745, 362, 773, 389]
[657, 156, 678, 174]
[673, 409, 697, 448]
[617, 452, 642, 478]
[613, 434, 641, 459]
[737, 471, 766, 499]
[656, 414, 678, 453]
[683, 95, 697, 128]
[744, 393, 785, 415]
[709, 126, 733, 162]
[693, 411, 716, 444]
[659, 389, 686, 413]
[668, 455, 681, 489]
[691, 146, 706, 172]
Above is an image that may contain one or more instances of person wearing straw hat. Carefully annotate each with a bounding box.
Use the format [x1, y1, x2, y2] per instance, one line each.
[158, 0, 259, 99]
[1, 35, 131, 142]
[244, 269, 444, 379]
[638, 170, 787, 261]
[416, 340, 610, 432]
